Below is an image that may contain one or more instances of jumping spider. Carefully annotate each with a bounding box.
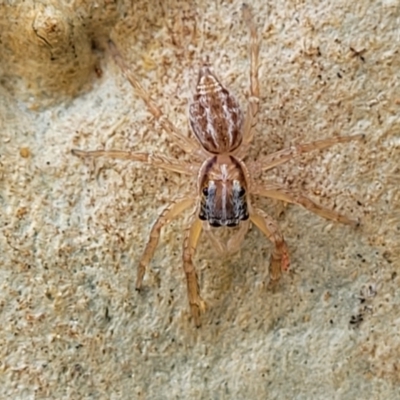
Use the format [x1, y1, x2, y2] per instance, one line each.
[73, 5, 362, 327]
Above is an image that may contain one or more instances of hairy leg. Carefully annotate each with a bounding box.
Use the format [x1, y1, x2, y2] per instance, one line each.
[71, 149, 197, 175]
[248, 134, 364, 174]
[254, 184, 359, 227]
[108, 40, 199, 155]
[183, 218, 206, 327]
[237, 4, 260, 157]
[250, 208, 290, 281]
[136, 198, 194, 290]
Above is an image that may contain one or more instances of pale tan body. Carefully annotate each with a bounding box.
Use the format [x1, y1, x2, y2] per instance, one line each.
[73, 6, 361, 327]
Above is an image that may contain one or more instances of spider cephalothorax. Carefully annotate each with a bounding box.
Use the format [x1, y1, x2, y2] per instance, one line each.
[199, 155, 249, 227]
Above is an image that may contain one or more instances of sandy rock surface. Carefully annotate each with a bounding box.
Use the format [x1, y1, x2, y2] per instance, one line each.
[0, 1, 399, 398]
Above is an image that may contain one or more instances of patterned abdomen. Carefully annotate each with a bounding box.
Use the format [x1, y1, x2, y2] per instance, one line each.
[189, 65, 244, 154]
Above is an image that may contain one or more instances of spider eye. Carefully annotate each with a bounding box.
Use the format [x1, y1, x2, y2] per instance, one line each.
[238, 187, 246, 197]
[202, 187, 209, 196]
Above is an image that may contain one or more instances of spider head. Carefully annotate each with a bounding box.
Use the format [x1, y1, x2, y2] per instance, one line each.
[199, 156, 249, 227]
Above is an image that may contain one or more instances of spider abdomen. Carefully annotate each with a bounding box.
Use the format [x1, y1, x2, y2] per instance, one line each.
[189, 65, 244, 154]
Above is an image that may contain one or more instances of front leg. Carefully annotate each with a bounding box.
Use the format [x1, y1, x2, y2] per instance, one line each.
[136, 198, 194, 290]
[183, 218, 206, 327]
[250, 208, 290, 282]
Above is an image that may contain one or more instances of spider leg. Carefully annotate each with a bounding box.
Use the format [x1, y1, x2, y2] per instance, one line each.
[238, 4, 260, 157]
[136, 198, 194, 290]
[71, 149, 196, 175]
[250, 208, 290, 281]
[183, 217, 206, 327]
[108, 40, 199, 155]
[255, 184, 359, 227]
[249, 134, 364, 173]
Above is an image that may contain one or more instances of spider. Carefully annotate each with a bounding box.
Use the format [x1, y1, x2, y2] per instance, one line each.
[72, 5, 362, 327]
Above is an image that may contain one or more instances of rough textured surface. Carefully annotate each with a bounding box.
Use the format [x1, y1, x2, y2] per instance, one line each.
[0, 0, 399, 398]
